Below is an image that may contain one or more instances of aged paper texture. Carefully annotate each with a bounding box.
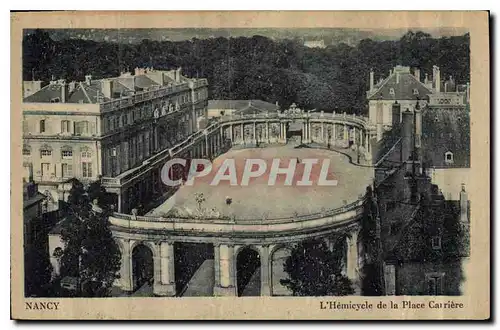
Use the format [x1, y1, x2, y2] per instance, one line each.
[11, 11, 489, 320]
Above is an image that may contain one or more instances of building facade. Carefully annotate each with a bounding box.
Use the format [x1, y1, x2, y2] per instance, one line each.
[367, 65, 469, 141]
[22, 67, 209, 210]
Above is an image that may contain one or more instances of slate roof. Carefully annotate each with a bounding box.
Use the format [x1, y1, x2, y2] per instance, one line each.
[23, 81, 111, 104]
[420, 107, 470, 168]
[23, 70, 186, 104]
[367, 70, 433, 101]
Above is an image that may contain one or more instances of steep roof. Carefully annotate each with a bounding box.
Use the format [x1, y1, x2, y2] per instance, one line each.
[420, 107, 470, 168]
[23, 81, 110, 104]
[368, 70, 433, 101]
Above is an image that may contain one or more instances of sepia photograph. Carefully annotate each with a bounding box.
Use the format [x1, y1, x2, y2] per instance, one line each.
[11, 11, 489, 320]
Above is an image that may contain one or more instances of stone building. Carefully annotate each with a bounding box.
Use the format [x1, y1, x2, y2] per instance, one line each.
[22, 67, 209, 211]
[367, 65, 469, 141]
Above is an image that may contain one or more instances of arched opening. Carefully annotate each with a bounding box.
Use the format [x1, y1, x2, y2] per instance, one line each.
[271, 247, 292, 296]
[132, 244, 154, 292]
[236, 247, 261, 296]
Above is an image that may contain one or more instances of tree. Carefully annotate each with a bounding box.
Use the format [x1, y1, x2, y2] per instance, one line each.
[59, 179, 121, 297]
[281, 238, 354, 296]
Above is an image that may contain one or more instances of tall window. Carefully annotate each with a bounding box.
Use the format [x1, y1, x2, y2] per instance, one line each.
[61, 120, 71, 133]
[39, 120, 46, 133]
[82, 162, 92, 178]
[389, 88, 395, 95]
[426, 274, 444, 295]
[75, 121, 89, 135]
[62, 164, 73, 178]
[41, 163, 51, 176]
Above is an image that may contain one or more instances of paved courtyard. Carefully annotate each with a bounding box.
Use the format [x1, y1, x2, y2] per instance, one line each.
[149, 145, 373, 220]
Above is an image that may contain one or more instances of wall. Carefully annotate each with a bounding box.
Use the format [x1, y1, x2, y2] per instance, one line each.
[396, 260, 464, 295]
[430, 168, 471, 201]
[369, 100, 428, 128]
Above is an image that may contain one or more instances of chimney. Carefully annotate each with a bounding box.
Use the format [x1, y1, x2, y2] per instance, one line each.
[60, 80, 68, 103]
[101, 79, 114, 99]
[85, 75, 92, 86]
[391, 101, 401, 127]
[401, 109, 414, 162]
[69, 81, 76, 94]
[369, 69, 374, 91]
[460, 183, 469, 223]
[424, 73, 429, 84]
[433, 65, 441, 93]
[176, 67, 182, 82]
[414, 101, 422, 155]
[414, 68, 421, 82]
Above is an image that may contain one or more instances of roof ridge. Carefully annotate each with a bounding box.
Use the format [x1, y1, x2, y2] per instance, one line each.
[368, 72, 394, 99]
[79, 82, 93, 103]
[406, 73, 434, 93]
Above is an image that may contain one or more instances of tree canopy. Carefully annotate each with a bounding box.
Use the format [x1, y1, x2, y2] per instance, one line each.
[58, 179, 121, 297]
[24, 30, 469, 113]
[281, 238, 354, 296]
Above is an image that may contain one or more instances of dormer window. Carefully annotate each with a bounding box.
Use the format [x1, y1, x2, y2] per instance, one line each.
[445, 151, 454, 164]
[389, 88, 395, 95]
[413, 88, 419, 95]
[431, 236, 442, 250]
[50, 97, 60, 103]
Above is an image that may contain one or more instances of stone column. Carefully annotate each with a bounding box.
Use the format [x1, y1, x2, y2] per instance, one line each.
[344, 124, 348, 142]
[214, 244, 236, 296]
[253, 122, 257, 144]
[353, 127, 357, 146]
[333, 124, 336, 143]
[241, 123, 244, 144]
[204, 135, 209, 158]
[259, 245, 271, 296]
[321, 122, 325, 143]
[306, 121, 310, 143]
[230, 124, 233, 144]
[346, 231, 359, 282]
[266, 121, 270, 143]
[154, 241, 176, 296]
[118, 239, 133, 291]
[214, 244, 221, 287]
[283, 122, 287, 143]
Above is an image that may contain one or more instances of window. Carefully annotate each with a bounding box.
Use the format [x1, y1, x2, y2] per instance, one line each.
[81, 148, 92, 159]
[426, 274, 444, 295]
[22, 146, 31, 156]
[39, 120, 46, 133]
[389, 88, 395, 95]
[82, 162, 92, 178]
[121, 114, 127, 126]
[61, 150, 73, 159]
[431, 236, 442, 250]
[61, 120, 71, 133]
[114, 116, 120, 129]
[62, 164, 73, 177]
[75, 121, 89, 135]
[445, 151, 454, 164]
[413, 88, 419, 95]
[41, 163, 51, 176]
[40, 148, 52, 157]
